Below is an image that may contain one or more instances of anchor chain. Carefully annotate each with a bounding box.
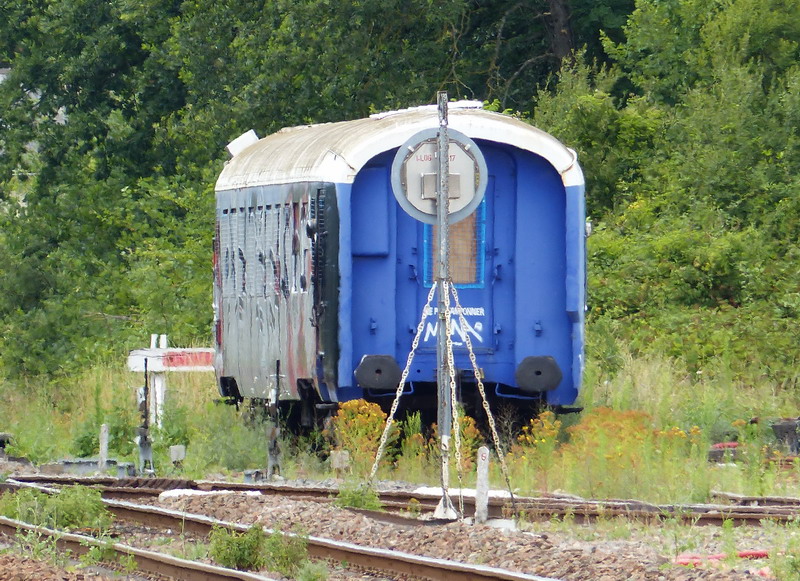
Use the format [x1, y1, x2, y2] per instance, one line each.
[369, 284, 437, 482]
[450, 284, 518, 512]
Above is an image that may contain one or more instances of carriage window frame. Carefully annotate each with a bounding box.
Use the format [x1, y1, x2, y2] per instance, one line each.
[423, 199, 486, 289]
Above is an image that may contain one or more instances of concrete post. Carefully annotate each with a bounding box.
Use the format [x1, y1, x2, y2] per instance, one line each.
[150, 371, 166, 428]
[99, 423, 109, 472]
[475, 445, 490, 524]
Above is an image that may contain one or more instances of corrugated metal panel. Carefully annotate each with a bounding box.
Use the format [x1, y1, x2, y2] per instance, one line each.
[216, 103, 583, 192]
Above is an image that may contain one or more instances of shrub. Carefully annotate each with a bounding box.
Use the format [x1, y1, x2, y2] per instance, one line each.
[334, 481, 383, 510]
[153, 401, 192, 448]
[432, 412, 484, 474]
[50, 485, 113, 531]
[209, 525, 267, 571]
[0, 485, 112, 531]
[210, 522, 311, 576]
[263, 527, 310, 577]
[510, 410, 563, 492]
[393, 412, 433, 482]
[71, 398, 137, 459]
[296, 559, 329, 581]
[559, 407, 710, 502]
[326, 400, 397, 476]
[182, 402, 271, 475]
[0, 488, 50, 525]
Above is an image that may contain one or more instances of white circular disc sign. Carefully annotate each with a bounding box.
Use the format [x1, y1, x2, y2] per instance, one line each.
[391, 128, 487, 224]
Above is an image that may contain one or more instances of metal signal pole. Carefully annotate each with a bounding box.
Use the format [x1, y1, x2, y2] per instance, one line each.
[388, 92, 487, 519]
[435, 91, 456, 518]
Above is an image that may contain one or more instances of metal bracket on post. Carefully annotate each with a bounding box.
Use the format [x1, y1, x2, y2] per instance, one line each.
[127, 335, 215, 477]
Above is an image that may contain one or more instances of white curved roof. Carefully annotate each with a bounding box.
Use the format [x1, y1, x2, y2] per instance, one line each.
[216, 102, 584, 191]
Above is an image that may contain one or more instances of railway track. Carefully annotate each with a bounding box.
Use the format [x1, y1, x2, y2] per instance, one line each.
[0, 514, 273, 581]
[10, 474, 800, 527]
[0, 478, 559, 581]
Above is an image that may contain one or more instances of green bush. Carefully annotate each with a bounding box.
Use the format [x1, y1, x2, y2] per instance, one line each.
[0, 485, 112, 531]
[263, 527, 310, 578]
[209, 525, 267, 571]
[296, 560, 329, 581]
[154, 402, 192, 448]
[181, 402, 271, 475]
[0, 488, 50, 525]
[209, 523, 310, 576]
[50, 485, 113, 531]
[70, 387, 138, 459]
[334, 481, 383, 510]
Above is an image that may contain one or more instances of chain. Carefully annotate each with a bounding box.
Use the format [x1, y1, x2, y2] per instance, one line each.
[443, 281, 465, 518]
[369, 284, 437, 482]
[450, 284, 517, 512]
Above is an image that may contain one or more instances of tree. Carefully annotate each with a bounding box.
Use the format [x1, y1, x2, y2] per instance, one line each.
[0, 0, 646, 377]
[536, 0, 800, 383]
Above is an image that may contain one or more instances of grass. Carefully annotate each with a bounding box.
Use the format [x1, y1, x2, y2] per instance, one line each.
[208, 524, 318, 578]
[2, 350, 800, 581]
[0, 485, 113, 532]
[2, 343, 800, 504]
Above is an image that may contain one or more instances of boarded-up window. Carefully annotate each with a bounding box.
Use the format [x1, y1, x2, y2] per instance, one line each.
[424, 200, 485, 288]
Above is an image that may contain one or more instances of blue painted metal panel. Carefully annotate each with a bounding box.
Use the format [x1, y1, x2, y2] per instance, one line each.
[352, 169, 390, 257]
[348, 155, 398, 394]
[336, 140, 584, 406]
[485, 147, 518, 384]
[395, 194, 426, 382]
[565, 183, 586, 394]
[512, 153, 574, 405]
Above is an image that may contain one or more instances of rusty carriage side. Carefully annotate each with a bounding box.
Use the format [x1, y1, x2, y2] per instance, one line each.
[213, 178, 339, 420]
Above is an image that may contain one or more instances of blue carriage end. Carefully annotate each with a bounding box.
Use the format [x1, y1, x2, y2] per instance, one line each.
[214, 102, 585, 416]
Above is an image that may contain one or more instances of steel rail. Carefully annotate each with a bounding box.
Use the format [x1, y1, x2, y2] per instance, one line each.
[102, 498, 559, 581]
[1, 480, 560, 581]
[711, 490, 800, 507]
[11, 474, 194, 491]
[12, 474, 800, 526]
[508, 497, 800, 526]
[0, 515, 275, 581]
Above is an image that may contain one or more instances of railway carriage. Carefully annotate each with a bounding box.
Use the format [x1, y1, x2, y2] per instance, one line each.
[213, 102, 586, 423]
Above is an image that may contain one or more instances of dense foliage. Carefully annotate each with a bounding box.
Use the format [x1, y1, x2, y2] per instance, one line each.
[533, 0, 800, 384]
[0, 0, 797, 390]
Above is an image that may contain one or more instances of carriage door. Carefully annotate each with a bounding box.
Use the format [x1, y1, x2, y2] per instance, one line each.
[418, 191, 494, 356]
[395, 146, 516, 381]
[422, 144, 517, 355]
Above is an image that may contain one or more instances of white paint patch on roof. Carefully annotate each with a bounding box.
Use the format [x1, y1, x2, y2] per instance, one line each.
[217, 102, 583, 192]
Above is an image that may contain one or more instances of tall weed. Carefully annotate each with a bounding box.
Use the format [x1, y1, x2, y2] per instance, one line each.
[393, 412, 434, 483]
[558, 407, 711, 502]
[584, 338, 800, 429]
[0, 485, 112, 531]
[509, 410, 562, 492]
[325, 399, 397, 477]
[209, 525, 267, 570]
[0, 395, 72, 463]
[181, 402, 271, 475]
[431, 410, 485, 483]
